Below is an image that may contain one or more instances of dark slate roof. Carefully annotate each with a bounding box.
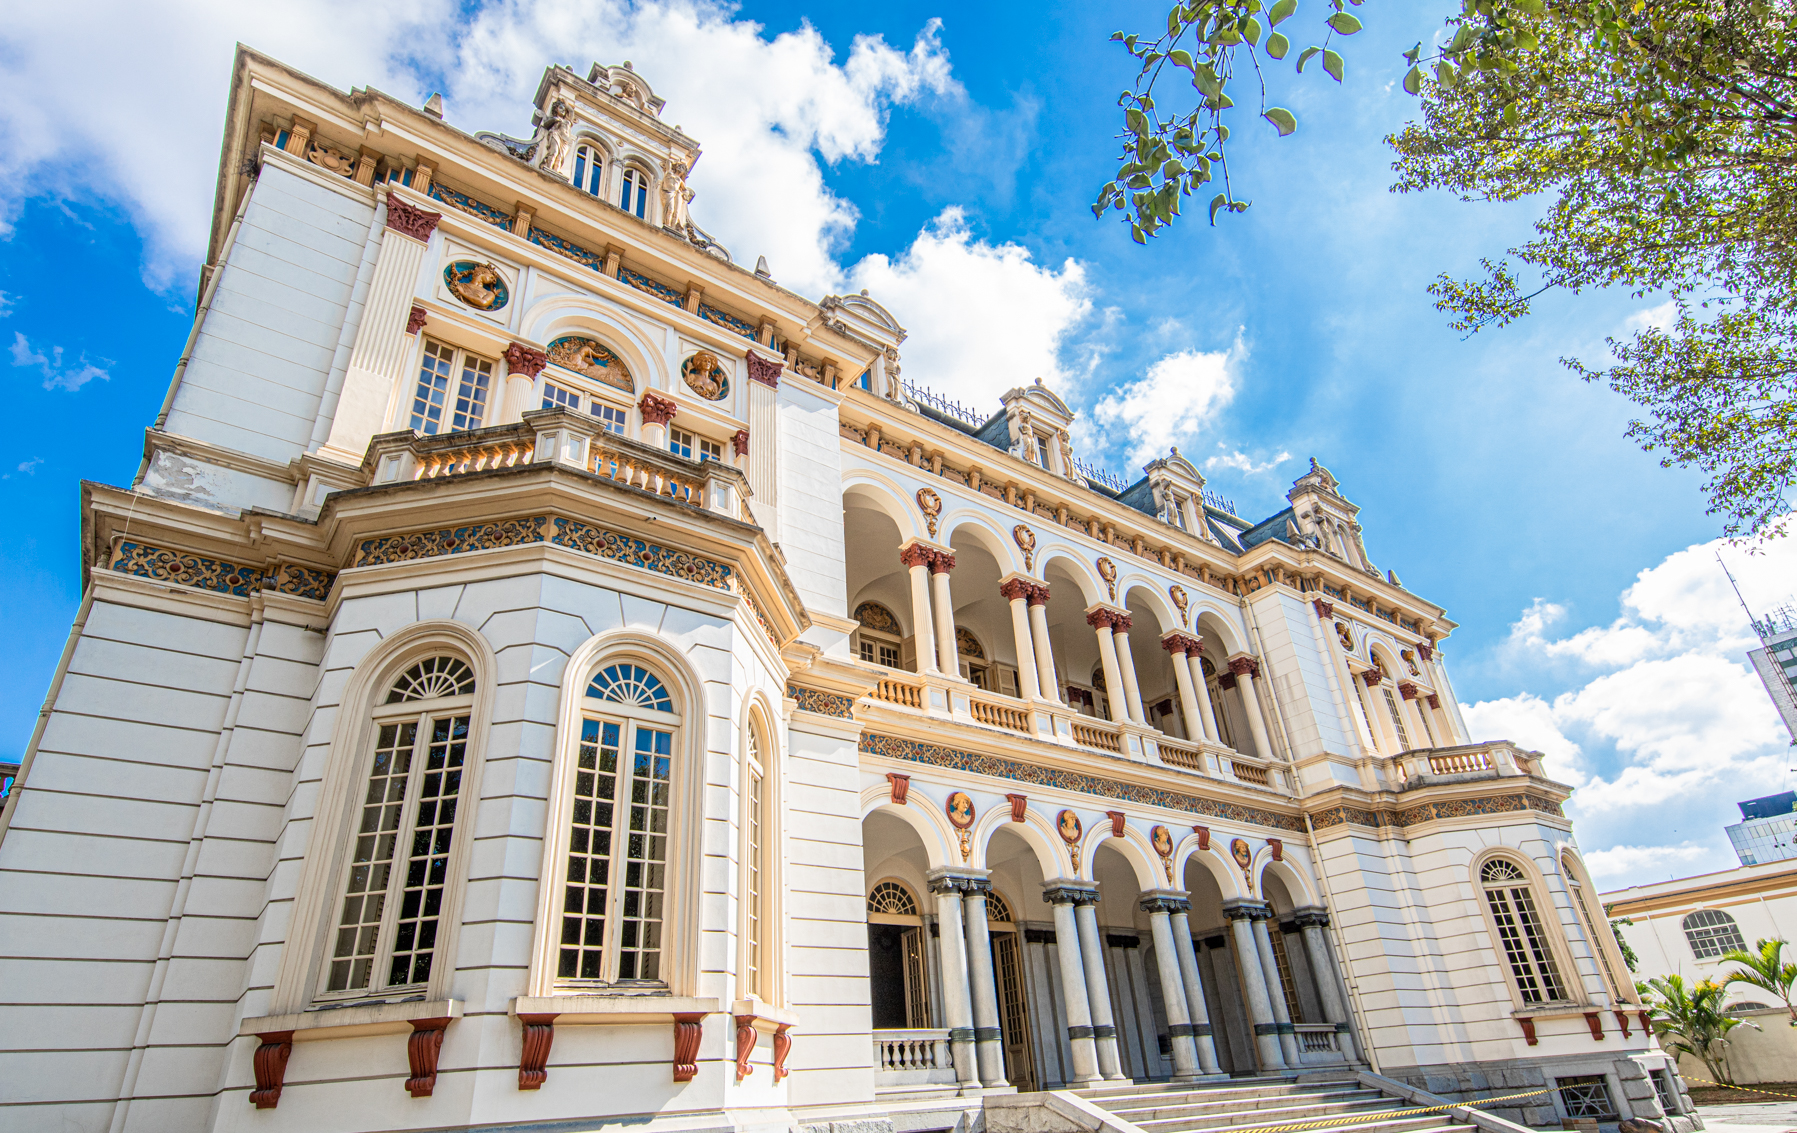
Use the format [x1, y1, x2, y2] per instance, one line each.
[972, 412, 1012, 451]
[1238, 506, 1295, 550]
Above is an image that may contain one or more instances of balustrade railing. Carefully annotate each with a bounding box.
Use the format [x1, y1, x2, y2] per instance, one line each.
[1156, 737, 1207, 773]
[1427, 749, 1495, 776]
[1071, 718, 1124, 753]
[1229, 759, 1272, 787]
[970, 696, 1030, 734]
[873, 675, 924, 709]
[873, 1029, 952, 1073]
[1296, 1024, 1341, 1053]
[415, 437, 535, 478]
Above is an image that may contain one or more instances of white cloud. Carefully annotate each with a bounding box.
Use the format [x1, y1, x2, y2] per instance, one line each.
[1625, 300, 1678, 335]
[1089, 340, 1244, 468]
[0, 291, 13, 317]
[849, 207, 1092, 410]
[10, 332, 108, 391]
[1205, 448, 1291, 475]
[1583, 841, 1710, 881]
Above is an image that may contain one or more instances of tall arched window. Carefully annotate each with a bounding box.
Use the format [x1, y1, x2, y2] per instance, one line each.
[1683, 909, 1747, 959]
[322, 656, 476, 996]
[1481, 858, 1568, 1003]
[620, 167, 649, 219]
[867, 881, 930, 1028]
[558, 662, 679, 985]
[573, 143, 604, 196]
[1564, 851, 1630, 1003]
[741, 714, 770, 1000]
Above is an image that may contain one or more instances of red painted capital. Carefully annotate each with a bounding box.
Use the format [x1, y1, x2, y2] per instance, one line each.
[1426, 693, 1441, 710]
[1312, 598, 1334, 619]
[1024, 582, 1051, 607]
[1161, 633, 1201, 655]
[999, 579, 1030, 603]
[639, 391, 679, 426]
[1361, 668, 1384, 687]
[504, 342, 548, 378]
[928, 551, 956, 575]
[899, 545, 934, 571]
[1111, 613, 1134, 634]
[1228, 656, 1259, 678]
[1417, 640, 1435, 662]
[746, 351, 783, 388]
[385, 196, 442, 242]
[405, 304, 428, 336]
[1398, 681, 1421, 701]
[1085, 608, 1117, 630]
[731, 429, 750, 457]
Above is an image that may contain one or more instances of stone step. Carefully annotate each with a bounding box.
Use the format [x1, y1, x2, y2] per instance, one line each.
[1079, 1079, 1354, 1105]
[1137, 1112, 1459, 1133]
[1104, 1090, 1393, 1124]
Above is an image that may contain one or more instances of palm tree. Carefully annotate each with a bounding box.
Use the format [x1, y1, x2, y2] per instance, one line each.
[1723, 938, 1797, 1025]
[1637, 975, 1756, 1085]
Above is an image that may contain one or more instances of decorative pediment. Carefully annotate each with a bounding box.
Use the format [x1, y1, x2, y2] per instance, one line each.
[585, 62, 666, 116]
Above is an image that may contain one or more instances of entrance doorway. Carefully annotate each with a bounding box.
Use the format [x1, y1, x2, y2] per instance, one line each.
[986, 891, 1037, 1090]
[868, 880, 931, 1028]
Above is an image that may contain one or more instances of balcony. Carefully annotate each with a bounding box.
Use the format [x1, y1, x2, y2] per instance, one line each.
[873, 1028, 957, 1097]
[1393, 741, 1542, 787]
[361, 408, 751, 522]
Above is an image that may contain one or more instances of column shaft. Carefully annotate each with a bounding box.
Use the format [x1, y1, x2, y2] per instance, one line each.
[963, 889, 1007, 1086]
[320, 223, 431, 462]
[1170, 911, 1221, 1074]
[1169, 649, 1206, 745]
[1301, 922, 1359, 1062]
[1028, 601, 1060, 701]
[1112, 629, 1146, 723]
[908, 562, 939, 674]
[1253, 916, 1302, 1066]
[1007, 597, 1039, 701]
[1074, 901, 1126, 1079]
[1186, 655, 1221, 744]
[1146, 908, 1200, 1080]
[1048, 899, 1101, 1085]
[931, 568, 960, 682]
[934, 885, 981, 1086]
[1236, 670, 1276, 760]
[1093, 627, 1126, 724]
[1228, 914, 1286, 1070]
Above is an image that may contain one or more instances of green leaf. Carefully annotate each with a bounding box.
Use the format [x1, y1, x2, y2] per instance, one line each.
[1244, 16, 1263, 45]
[1170, 48, 1196, 70]
[1403, 64, 1423, 94]
[1296, 45, 1321, 71]
[1209, 193, 1229, 225]
[1446, 25, 1473, 53]
[1402, 40, 1421, 64]
[1127, 108, 1150, 135]
[1266, 30, 1290, 58]
[1263, 106, 1298, 135]
[1132, 223, 1147, 244]
[1502, 102, 1519, 125]
[1269, 0, 1297, 26]
[1167, 7, 1181, 35]
[1109, 30, 1125, 40]
[1326, 12, 1362, 33]
[1435, 60, 1458, 86]
[1323, 48, 1344, 81]
[1514, 0, 1544, 12]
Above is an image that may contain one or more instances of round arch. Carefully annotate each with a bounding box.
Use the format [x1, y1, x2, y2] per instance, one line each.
[971, 805, 1069, 879]
[940, 509, 1024, 574]
[858, 787, 955, 871]
[1079, 824, 1161, 890]
[842, 473, 924, 543]
[1037, 548, 1104, 606]
[1119, 580, 1179, 631]
[1258, 854, 1320, 909]
[1193, 607, 1249, 657]
[521, 297, 668, 394]
[1175, 837, 1247, 900]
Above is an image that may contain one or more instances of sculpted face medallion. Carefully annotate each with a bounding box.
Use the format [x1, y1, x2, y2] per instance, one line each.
[1056, 809, 1082, 844]
[1230, 837, 1252, 872]
[681, 351, 729, 400]
[946, 791, 975, 830]
[443, 260, 509, 311]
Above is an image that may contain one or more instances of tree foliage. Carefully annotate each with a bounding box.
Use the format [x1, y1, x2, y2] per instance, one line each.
[1637, 973, 1755, 1084]
[1390, 0, 1797, 539]
[1722, 937, 1797, 1024]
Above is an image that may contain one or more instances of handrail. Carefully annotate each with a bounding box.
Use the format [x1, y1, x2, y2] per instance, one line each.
[1071, 718, 1123, 754]
[970, 696, 1029, 734]
[872, 675, 924, 709]
[1156, 737, 1207, 773]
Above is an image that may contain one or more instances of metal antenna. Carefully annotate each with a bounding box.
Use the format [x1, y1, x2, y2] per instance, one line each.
[1719, 549, 1758, 629]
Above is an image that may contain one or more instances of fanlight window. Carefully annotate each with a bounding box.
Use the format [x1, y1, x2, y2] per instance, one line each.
[986, 890, 1014, 923]
[1683, 909, 1747, 959]
[587, 663, 673, 712]
[387, 656, 477, 703]
[1481, 858, 1567, 1003]
[573, 143, 604, 196]
[868, 881, 919, 917]
[323, 655, 476, 997]
[558, 660, 679, 985]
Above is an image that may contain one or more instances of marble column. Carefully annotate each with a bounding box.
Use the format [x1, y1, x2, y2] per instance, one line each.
[1184, 651, 1222, 744]
[1042, 885, 1101, 1086]
[1088, 609, 1127, 724]
[1229, 657, 1276, 760]
[1111, 618, 1147, 724]
[999, 579, 1040, 702]
[1295, 908, 1359, 1062]
[1073, 893, 1126, 1079]
[1141, 894, 1200, 1081]
[1224, 902, 1286, 1070]
[929, 873, 981, 1086]
[1169, 907, 1222, 1074]
[963, 880, 1007, 1086]
[901, 545, 939, 674]
[930, 552, 961, 682]
[1251, 910, 1302, 1066]
[1162, 635, 1206, 745]
[1307, 597, 1362, 757]
[1026, 584, 1061, 702]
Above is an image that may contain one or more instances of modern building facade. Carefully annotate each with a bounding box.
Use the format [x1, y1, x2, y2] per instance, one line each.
[1744, 606, 1797, 744]
[1726, 792, 1797, 867]
[0, 47, 1693, 1133]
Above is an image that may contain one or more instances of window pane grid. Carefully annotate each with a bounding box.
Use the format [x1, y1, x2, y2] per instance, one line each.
[590, 401, 626, 434]
[1382, 686, 1411, 750]
[328, 721, 416, 991]
[560, 719, 620, 980]
[387, 713, 469, 987]
[1269, 928, 1305, 1023]
[452, 356, 493, 431]
[618, 726, 672, 981]
[1683, 909, 1747, 959]
[542, 382, 580, 411]
[411, 341, 455, 434]
[746, 763, 764, 998]
[1557, 1076, 1618, 1119]
[1483, 868, 1567, 1003]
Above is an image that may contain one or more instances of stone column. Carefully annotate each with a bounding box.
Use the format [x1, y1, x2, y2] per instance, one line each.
[1294, 908, 1358, 1062]
[901, 545, 940, 674]
[1251, 910, 1302, 1066]
[1170, 907, 1221, 1074]
[1087, 609, 1127, 724]
[1026, 585, 1060, 701]
[319, 194, 441, 464]
[1000, 579, 1040, 701]
[496, 342, 547, 425]
[1397, 681, 1434, 748]
[1073, 892, 1126, 1079]
[1162, 635, 1206, 744]
[929, 873, 981, 1087]
[1307, 597, 1362, 757]
[1229, 657, 1276, 760]
[1141, 894, 1200, 1081]
[930, 552, 961, 682]
[1224, 902, 1286, 1070]
[1184, 652, 1222, 744]
[1111, 616, 1147, 724]
[744, 353, 781, 532]
[1043, 885, 1101, 1086]
[963, 880, 1007, 1086]
[639, 390, 678, 452]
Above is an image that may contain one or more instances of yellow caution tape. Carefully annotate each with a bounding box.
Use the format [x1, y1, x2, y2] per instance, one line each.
[1215, 1087, 1555, 1133]
[1681, 1077, 1797, 1101]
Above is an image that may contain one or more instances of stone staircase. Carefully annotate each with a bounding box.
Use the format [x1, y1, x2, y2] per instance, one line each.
[1069, 1075, 1469, 1133]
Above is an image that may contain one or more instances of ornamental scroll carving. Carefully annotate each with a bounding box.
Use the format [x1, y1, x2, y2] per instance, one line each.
[385, 196, 443, 242]
[745, 351, 782, 388]
[1096, 556, 1118, 602]
[503, 342, 548, 379]
[405, 304, 428, 336]
[639, 391, 679, 426]
[916, 487, 942, 538]
[1013, 524, 1036, 571]
[1170, 584, 1189, 626]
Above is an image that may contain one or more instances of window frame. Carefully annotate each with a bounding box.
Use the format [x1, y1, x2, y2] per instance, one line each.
[1562, 849, 1636, 1004]
[526, 635, 705, 999]
[409, 338, 496, 436]
[572, 141, 607, 197]
[619, 165, 651, 220]
[540, 376, 631, 437]
[1473, 852, 1582, 1009]
[268, 625, 495, 1015]
[738, 700, 784, 1007]
[1682, 908, 1748, 960]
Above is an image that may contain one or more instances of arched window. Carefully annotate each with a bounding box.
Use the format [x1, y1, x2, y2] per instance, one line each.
[868, 880, 919, 917]
[1373, 656, 1412, 751]
[620, 167, 649, 219]
[741, 713, 772, 1000]
[322, 657, 477, 996]
[1481, 858, 1568, 1003]
[853, 602, 903, 670]
[867, 880, 930, 1028]
[986, 890, 1014, 924]
[557, 661, 680, 985]
[1683, 909, 1747, 959]
[1564, 851, 1631, 1003]
[572, 143, 604, 196]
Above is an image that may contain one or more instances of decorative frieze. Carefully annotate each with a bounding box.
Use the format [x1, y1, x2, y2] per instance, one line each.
[786, 683, 853, 718]
[109, 543, 335, 602]
[1310, 792, 1566, 831]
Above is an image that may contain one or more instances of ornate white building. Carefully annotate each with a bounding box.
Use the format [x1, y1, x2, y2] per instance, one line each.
[0, 48, 1698, 1133]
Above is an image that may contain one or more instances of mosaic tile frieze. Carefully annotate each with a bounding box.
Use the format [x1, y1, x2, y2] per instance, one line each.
[788, 683, 854, 718]
[1311, 792, 1564, 831]
[549, 517, 734, 591]
[355, 517, 552, 567]
[267, 563, 335, 601]
[428, 182, 513, 230]
[109, 542, 337, 602]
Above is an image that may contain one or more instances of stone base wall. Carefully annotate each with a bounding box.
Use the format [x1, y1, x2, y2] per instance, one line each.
[1389, 1050, 1700, 1133]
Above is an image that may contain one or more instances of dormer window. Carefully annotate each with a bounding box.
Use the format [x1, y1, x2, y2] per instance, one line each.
[573, 144, 604, 196]
[620, 167, 648, 219]
[1035, 436, 1050, 467]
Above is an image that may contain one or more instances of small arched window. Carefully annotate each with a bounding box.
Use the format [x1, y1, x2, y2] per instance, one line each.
[573, 143, 604, 196]
[1683, 909, 1747, 959]
[1481, 858, 1568, 1003]
[868, 880, 920, 918]
[322, 657, 477, 996]
[986, 890, 1014, 924]
[557, 660, 680, 985]
[741, 714, 771, 1000]
[853, 602, 902, 670]
[1564, 852, 1631, 1003]
[620, 167, 649, 219]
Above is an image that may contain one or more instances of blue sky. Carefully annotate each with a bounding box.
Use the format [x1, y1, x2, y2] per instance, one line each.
[2, 0, 1790, 889]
